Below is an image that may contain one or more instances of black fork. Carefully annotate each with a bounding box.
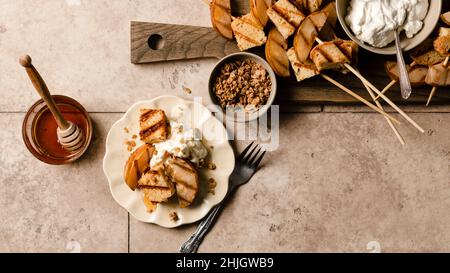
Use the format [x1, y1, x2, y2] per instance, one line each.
[179, 142, 266, 253]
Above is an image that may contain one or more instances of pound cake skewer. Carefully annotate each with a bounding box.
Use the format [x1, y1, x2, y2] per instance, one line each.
[426, 56, 449, 106]
[314, 37, 424, 133]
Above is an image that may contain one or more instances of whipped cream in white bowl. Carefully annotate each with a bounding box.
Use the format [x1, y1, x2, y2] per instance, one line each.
[345, 0, 429, 48]
[336, 0, 442, 54]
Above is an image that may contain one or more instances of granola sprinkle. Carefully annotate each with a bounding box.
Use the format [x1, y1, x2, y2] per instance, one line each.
[169, 211, 179, 222]
[207, 162, 216, 170]
[124, 140, 136, 152]
[207, 178, 217, 195]
[213, 59, 272, 111]
[182, 85, 192, 95]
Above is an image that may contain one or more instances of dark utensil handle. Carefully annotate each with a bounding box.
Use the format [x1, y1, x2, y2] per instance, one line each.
[179, 203, 223, 253]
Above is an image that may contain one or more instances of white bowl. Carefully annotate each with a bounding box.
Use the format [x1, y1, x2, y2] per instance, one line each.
[336, 0, 442, 55]
[208, 52, 277, 122]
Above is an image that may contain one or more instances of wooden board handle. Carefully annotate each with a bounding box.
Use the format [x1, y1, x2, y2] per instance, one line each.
[19, 55, 70, 130]
[131, 21, 239, 64]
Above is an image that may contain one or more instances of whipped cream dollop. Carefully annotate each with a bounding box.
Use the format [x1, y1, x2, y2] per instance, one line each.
[345, 0, 429, 48]
[150, 120, 208, 168]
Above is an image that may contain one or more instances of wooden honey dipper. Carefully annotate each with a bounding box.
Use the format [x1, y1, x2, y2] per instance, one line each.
[20, 55, 85, 152]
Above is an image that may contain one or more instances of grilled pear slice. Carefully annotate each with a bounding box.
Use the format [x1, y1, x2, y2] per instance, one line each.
[265, 27, 290, 77]
[210, 0, 233, 39]
[293, 11, 327, 62]
[124, 144, 154, 190]
[250, 0, 272, 27]
[322, 1, 337, 28]
[441, 12, 450, 26]
[165, 156, 199, 208]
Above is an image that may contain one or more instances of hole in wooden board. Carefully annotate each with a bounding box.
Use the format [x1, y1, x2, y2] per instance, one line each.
[148, 34, 165, 50]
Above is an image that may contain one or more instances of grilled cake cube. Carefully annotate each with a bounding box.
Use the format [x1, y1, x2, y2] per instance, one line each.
[142, 195, 158, 212]
[413, 50, 446, 65]
[425, 63, 450, 87]
[434, 28, 450, 55]
[384, 61, 428, 88]
[231, 13, 267, 51]
[139, 165, 175, 203]
[266, 0, 305, 39]
[310, 41, 350, 71]
[287, 47, 318, 82]
[410, 38, 447, 65]
[139, 109, 168, 144]
[334, 40, 359, 73]
[165, 156, 199, 208]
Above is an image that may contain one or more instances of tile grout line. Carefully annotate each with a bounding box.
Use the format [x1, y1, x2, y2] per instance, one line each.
[128, 213, 130, 253]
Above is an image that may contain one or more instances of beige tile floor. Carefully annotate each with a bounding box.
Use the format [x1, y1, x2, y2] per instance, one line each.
[0, 0, 449, 253]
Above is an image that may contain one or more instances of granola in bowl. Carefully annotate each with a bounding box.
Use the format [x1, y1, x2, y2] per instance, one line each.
[213, 59, 272, 112]
[209, 52, 277, 122]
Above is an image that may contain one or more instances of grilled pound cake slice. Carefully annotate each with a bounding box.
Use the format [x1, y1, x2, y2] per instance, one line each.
[266, 0, 305, 39]
[287, 47, 318, 82]
[410, 38, 446, 65]
[384, 61, 428, 87]
[139, 109, 168, 144]
[310, 41, 350, 71]
[334, 40, 359, 73]
[139, 165, 175, 203]
[139, 163, 175, 212]
[165, 156, 199, 208]
[434, 28, 450, 55]
[231, 13, 267, 51]
[425, 63, 450, 87]
[142, 196, 158, 212]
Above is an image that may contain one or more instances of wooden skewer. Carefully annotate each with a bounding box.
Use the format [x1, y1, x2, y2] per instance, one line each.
[361, 75, 405, 145]
[426, 56, 449, 106]
[343, 63, 424, 133]
[321, 74, 400, 125]
[314, 37, 424, 133]
[426, 87, 438, 106]
[375, 61, 417, 100]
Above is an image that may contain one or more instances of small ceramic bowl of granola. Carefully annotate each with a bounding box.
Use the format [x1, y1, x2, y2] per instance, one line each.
[208, 52, 277, 123]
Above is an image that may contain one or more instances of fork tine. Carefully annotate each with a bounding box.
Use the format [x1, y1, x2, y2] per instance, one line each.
[242, 143, 259, 164]
[236, 142, 254, 162]
[247, 147, 262, 166]
[251, 151, 266, 170]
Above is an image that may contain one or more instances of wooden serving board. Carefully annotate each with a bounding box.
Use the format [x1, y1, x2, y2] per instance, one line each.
[130, 1, 450, 105]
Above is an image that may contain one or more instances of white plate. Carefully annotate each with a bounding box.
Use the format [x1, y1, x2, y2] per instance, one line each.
[103, 95, 234, 228]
